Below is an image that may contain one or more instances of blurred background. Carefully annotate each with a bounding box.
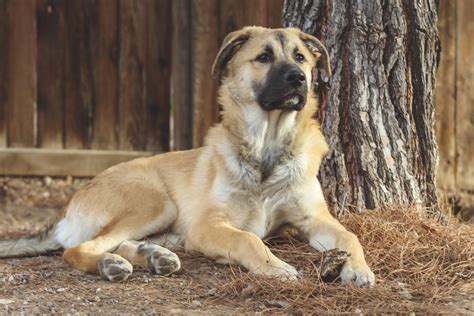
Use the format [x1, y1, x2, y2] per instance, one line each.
[0, 0, 472, 201]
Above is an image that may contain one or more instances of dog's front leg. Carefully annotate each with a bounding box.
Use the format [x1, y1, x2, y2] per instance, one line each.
[293, 194, 375, 286]
[186, 213, 298, 279]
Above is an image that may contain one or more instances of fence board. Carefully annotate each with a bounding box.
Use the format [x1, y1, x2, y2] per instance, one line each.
[91, 0, 119, 150]
[0, 148, 152, 177]
[64, 0, 94, 149]
[435, 0, 456, 189]
[118, 0, 147, 151]
[267, 0, 284, 28]
[218, 0, 245, 43]
[191, 0, 219, 147]
[145, 0, 171, 152]
[0, 0, 8, 147]
[37, 0, 66, 149]
[172, 0, 193, 150]
[244, 0, 268, 26]
[6, 0, 37, 148]
[455, 0, 474, 190]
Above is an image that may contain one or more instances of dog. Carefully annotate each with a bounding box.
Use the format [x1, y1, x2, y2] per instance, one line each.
[0, 27, 375, 286]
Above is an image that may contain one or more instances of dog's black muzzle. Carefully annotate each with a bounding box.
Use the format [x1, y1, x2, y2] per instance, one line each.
[256, 62, 308, 111]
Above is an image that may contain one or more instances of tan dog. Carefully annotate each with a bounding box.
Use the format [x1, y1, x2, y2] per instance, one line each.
[0, 27, 375, 286]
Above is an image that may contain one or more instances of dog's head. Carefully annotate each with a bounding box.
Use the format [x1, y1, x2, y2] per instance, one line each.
[212, 27, 330, 112]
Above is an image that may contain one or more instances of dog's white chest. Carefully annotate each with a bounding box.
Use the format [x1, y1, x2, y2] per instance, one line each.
[245, 190, 291, 238]
[245, 198, 269, 238]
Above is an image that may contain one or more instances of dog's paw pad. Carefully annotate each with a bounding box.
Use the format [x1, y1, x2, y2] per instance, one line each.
[148, 251, 181, 275]
[139, 243, 181, 276]
[98, 254, 133, 282]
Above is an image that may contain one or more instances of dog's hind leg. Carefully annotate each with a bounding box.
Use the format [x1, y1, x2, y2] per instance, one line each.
[113, 240, 181, 276]
[63, 232, 135, 282]
[63, 198, 178, 282]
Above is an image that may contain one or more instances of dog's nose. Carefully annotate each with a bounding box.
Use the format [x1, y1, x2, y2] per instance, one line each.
[284, 68, 306, 86]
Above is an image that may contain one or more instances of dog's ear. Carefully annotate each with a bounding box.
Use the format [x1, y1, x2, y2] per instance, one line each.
[212, 30, 250, 79]
[299, 32, 331, 84]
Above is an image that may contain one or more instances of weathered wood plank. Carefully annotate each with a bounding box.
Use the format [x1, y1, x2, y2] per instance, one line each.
[118, 0, 147, 151]
[0, 0, 8, 148]
[191, 0, 219, 147]
[435, 0, 456, 190]
[172, 0, 193, 150]
[218, 0, 268, 43]
[455, 0, 474, 190]
[267, 0, 284, 28]
[245, 0, 269, 26]
[63, 0, 94, 149]
[37, 0, 66, 149]
[218, 0, 245, 43]
[6, 0, 37, 147]
[0, 148, 152, 177]
[90, 0, 119, 150]
[145, 0, 171, 152]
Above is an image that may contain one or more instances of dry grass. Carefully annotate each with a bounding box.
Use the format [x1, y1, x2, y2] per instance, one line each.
[1, 176, 472, 313]
[214, 207, 473, 313]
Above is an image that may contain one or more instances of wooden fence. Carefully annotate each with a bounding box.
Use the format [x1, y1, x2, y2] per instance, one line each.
[0, 0, 472, 193]
[0, 0, 283, 176]
[435, 0, 474, 192]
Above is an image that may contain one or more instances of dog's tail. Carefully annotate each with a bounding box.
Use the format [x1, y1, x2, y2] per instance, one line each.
[0, 223, 62, 258]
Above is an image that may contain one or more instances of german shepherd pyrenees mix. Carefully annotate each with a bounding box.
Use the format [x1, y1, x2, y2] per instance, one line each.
[0, 27, 375, 287]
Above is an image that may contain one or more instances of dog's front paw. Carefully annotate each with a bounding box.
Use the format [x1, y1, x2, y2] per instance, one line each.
[278, 262, 299, 281]
[256, 259, 299, 281]
[340, 260, 375, 287]
[98, 253, 133, 282]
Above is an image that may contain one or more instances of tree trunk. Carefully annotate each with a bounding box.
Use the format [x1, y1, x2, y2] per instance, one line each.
[283, 0, 441, 215]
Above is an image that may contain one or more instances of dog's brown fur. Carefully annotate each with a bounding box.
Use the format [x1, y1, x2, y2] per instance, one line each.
[0, 27, 374, 286]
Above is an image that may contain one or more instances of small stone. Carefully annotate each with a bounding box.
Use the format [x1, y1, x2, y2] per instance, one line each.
[0, 299, 14, 305]
[66, 176, 73, 185]
[41, 271, 54, 279]
[170, 308, 183, 314]
[399, 290, 413, 300]
[96, 288, 101, 293]
[56, 288, 65, 293]
[207, 288, 217, 296]
[192, 300, 202, 308]
[44, 176, 52, 186]
[42, 191, 50, 198]
[240, 285, 256, 298]
[265, 299, 290, 309]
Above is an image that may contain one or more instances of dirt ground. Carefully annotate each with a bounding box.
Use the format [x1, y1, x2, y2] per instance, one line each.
[0, 176, 473, 314]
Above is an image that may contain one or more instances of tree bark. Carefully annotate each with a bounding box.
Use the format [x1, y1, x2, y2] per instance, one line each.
[283, 0, 441, 215]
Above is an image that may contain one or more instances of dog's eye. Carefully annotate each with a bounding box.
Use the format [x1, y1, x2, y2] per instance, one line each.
[295, 53, 305, 62]
[256, 53, 272, 63]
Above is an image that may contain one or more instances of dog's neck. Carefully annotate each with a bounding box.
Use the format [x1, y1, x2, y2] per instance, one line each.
[242, 106, 296, 156]
[217, 90, 309, 181]
[210, 83, 321, 183]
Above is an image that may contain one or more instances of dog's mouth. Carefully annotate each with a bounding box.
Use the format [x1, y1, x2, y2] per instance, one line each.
[281, 93, 303, 108]
[264, 92, 306, 111]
